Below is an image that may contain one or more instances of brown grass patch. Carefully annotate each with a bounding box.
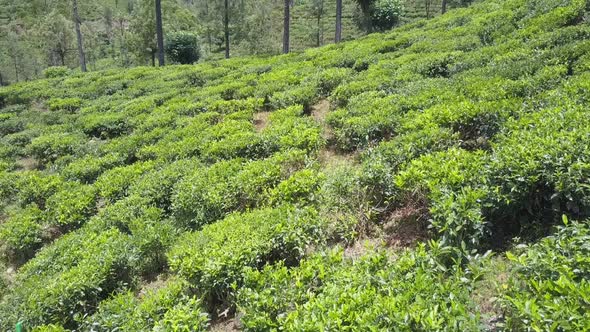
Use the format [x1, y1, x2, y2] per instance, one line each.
[382, 196, 430, 248]
[210, 316, 241, 332]
[253, 111, 271, 133]
[15, 157, 38, 170]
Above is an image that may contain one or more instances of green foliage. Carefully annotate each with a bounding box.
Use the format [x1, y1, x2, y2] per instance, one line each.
[0, 0, 590, 329]
[502, 220, 590, 331]
[46, 183, 97, 229]
[153, 297, 210, 332]
[0, 227, 136, 330]
[238, 244, 483, 331]
[43, 67, 70, 79]
[168, 206, 327, 302]
[47, 98, 82, 113]
[27, 132, 86, 165]
[372, 0, 404, 31]
[81, 277, 206, 331]
[0, 205, 44, 264]
[166, 31, 201, 65]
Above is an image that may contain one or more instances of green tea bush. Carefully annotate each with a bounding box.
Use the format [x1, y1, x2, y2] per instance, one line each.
[168, 206, 326, 303]
[502, 219, 590, 331]
[61, 153, 124, 183]
[0, 205, 44, 264]
[47, 98, 82, 113]
[14, 171, 65, 209]
[78, 112, 130, 139]
[127, 158, 202, 212]
[27, 132, 86, 165]
[81, 277, 205, 331]
[152, 297, 209, 331]
[45, 182, 97, 229]
[94, 161, 157, 201]
[43, 66, 70, 79]
[0, 227, 136, 330]
[238, 244, 483, 331]
[262, 105, 323, 152]
[269, 169, 325, 206]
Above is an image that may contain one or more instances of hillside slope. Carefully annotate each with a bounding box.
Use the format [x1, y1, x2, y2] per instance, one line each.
[1, 0, 590, 330]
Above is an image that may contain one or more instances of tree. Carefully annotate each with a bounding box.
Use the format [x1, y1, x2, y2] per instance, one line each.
[441, 0, 447, 14]
[335, 0, 342, 43]
[165, 31, 201, 64]
[39, 11, 75, 67]
[354, 0, 402, 32]
[224, 0, 230, 58]
[354, 0, 374, 32]
[129, 1, 157, 66]
[283, 0, 290, 54]
[310, 0, 325, 47]
[371, 0, 403, 31]
[72, 0, 87, 72]
[155, 0, 165, 66]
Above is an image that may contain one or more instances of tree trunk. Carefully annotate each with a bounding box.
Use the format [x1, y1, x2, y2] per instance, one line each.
[441, 0, 447, 14]
[283, 0, 290, 54]
[316, 12, 321, 47]
[335, 0, 342, 43]
[155, 0, 165, 66]
[73, 0, 87, 72]
[13, 58, 19, 82]
[224, 0, 230, 58]
[0, 72, 4, 86]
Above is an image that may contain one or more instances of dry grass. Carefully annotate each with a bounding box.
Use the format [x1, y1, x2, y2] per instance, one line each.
[210, 316, 241, 332]
[15, 157, 38, 170]
[253, 111, 271, 133]
[382, 198, 430, 249]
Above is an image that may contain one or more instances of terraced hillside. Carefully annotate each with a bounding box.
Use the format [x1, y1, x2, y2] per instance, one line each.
[1, 0, 590, 330]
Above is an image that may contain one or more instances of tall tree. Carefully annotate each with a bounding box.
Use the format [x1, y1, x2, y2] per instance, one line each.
[310, 0, 325, 47]
[224, 0, 230, 58]
[335, 0, 342, 43]
[355, 0, 374, 32]
[441, 0, 447, 14]
[282, 0, 290, 54]
[155, 0, 165, 66]
[72, 0, 87, 72]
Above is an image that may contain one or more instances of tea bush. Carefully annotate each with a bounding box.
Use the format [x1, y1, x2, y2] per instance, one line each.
[0, 0, 589, 328]
[238, 244, 483, 331]
[168, 206, 327, 303]
[502, 219, 590, 331]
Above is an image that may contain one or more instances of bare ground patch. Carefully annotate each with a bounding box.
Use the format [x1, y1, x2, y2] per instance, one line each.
[15, 157, 38, 170]
[253, 111, 271, 133]
[210, 316, 241, 332]
[382, 196, 430, 249]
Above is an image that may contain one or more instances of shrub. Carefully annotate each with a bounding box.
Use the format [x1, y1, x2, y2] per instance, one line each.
[27, 132, 86, 165]
[14, 171, 65, 209]
[82, 277, 199, 331]
[47, 98, 82, 113]
[153, 297, 209, 331]
[238, 244, 482, 331]
[165, 31, 201, 64]
[168, 206, 326, 303]
[45, 183, 97, 230]
[94, 161, 156, 201]
[43, 66, 70, 79]
[0, 205, 44, 264]
[502, 219, 590, 331]
[371, 0, 404, 31]
[61, 153, 124, 184]
[0, 227, 136, 330]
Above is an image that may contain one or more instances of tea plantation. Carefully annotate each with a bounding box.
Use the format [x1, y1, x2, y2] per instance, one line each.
[1, 0, 590, 330]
